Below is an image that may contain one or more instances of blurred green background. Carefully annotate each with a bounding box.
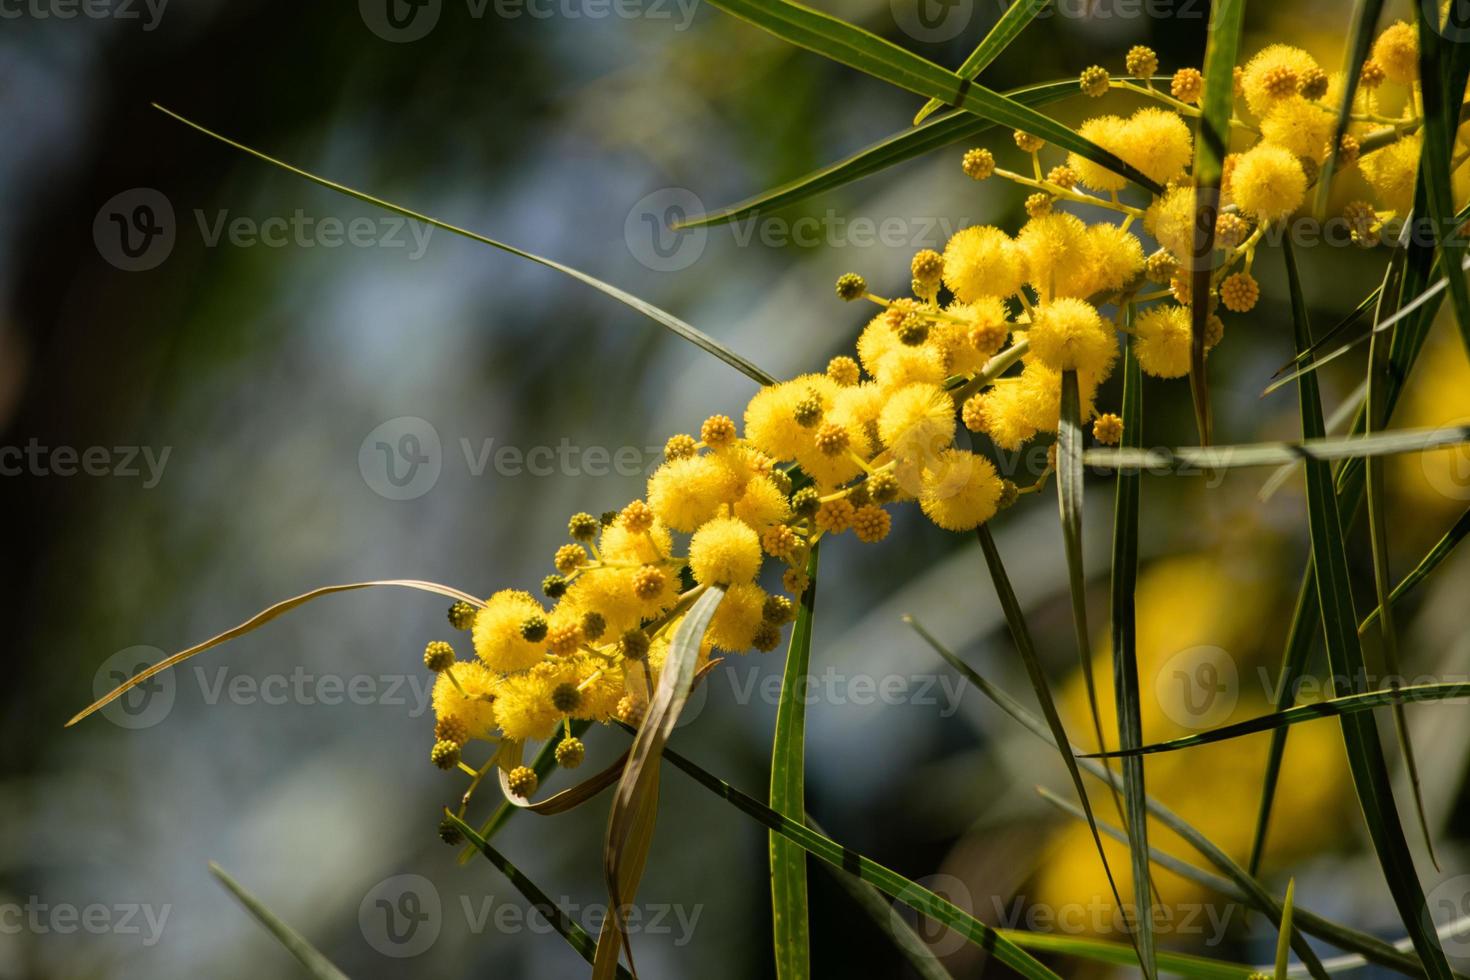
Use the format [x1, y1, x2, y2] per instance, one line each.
[2, 0, 1470, 977]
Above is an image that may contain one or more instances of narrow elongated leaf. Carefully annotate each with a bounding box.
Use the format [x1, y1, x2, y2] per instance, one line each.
[448, 813, 635, 980]
[1360, 505, 1470, 632]
[699, 0, 1164, 193]
[913, 0, 1050, 124]
[1081, 424, 1470, 472]
[1313, 0, 1384, 214]
[1057, 371, 1106, 759]
[655, 742, 1063, 979]
[152, 105, 777, 388]
[999, 931, 1253, 979]
[1188, 0, 1246, 445]
[964, 530, 1142, 970]
[912, 616, 1329, 979]
[1414, 8, 1470, 359]
[597, 586, 725, 978]
[458, 719, 592, 865]
[1036, 789, 1422, 975]
[1088, 682, 1470, 757]
[1283, 238, 1452, 978]
[770, 546, 819, 980]
[69, 579, 482, 727]
[1109, 337, 1154, 980]
[208, 864, 349, 980]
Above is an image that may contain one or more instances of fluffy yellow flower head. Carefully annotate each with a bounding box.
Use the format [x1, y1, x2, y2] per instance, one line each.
[647, 454, 740, 532]
[965, 382, 1037, 451]
[1067, 115, 1131, 193]
[1241, 45, 1320, 117]
[1017, 212, 1091, 300]
[708, 581, 768, 652]
[1231, 143, 1306, 221]
[432, 660, 498, 740]
[1082, 223, 1145, 295]
[1260, 97, 1334, 163]
[1014, 361, 1100, 434]
[494, 665, 565, 742]
[1133, 304, 1194, 379]
[472, 589, 546, 672]
[745, 375, 835, 461]
[1027, 297, 1118, 377]
[1372, 21, 1418, 86]
[689, 515, 762, 585]
[942, 225, 1024, 302]
[1119, 107, 1193, 185]
[878, 382, 956, 464]
[733, 474, 792, 531]
[1144, 186, 1197, 262]
[1359, 135, 1422, 216]
[918, 448, 1004, 531]
[564, 568, 643, 637]
[600, 518, 672, 564]
[872, 343, 947, 392]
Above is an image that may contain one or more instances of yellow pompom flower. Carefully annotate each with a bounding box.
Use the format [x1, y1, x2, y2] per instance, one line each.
[647, 454, 739, 532]
[1119, 108, 1193, 185]
[1359, 135, 1422, 215]
[942, 226, 1024, 302]
[1082, 223, 1146, 295]
[1241, 45, 1320, 117]
[1133, 304, 1194, 379]
[1231, 144, 1306, 221]
[1016, 211, 1092, 300]
[733, 475, 793, 530]
[856, 314, 902, 379]
[918, 448, 1003, 531]
[1372, 21, 1418, 86]
[965, 383, 1037, 451]
[600, 518, 672, 565]
[1014, 361, 1100, 435]
[872, 343, 948, 392]
[745, 375, 834, 461]
[878, 382, 956, 464]
[431, 660, 499, 740]
[1067, 115, 1131, 192]
[708, 581, 768, 652]
[1260, 97, 1334, 163]
[1026, 298, 1118, 377]
[689, 516, 762, 585]
[472, 589, 546, 672]
[564, 568, 643, 637]
[494, 667, 564, 742]
[796, 419, 870, 488]
[1144, 186, 1197, 261]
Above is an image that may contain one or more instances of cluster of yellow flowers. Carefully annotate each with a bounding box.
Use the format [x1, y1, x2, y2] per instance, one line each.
[421, 24, 1442, 808]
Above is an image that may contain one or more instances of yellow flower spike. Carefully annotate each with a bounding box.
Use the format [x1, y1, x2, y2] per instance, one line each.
[689, 516, 762, 586]
[1231, 143, 1307, 221]
[472, 590, 547, 672]
[1144, 185, 1197, 261]
[1082, 223, 1146, 296]
[942, 225, 1024, 303]
[1026, 298, 1118, 378]
[1121, 108, 1193, 186]
[1016, 211, 1091, 299]
[1372, 21, 1418, 86]
[734, 474, 793, 531]
[1359, 135, 1422, 216]
[1133, 304, 1195, 379]
[918, 448, 1004, 531]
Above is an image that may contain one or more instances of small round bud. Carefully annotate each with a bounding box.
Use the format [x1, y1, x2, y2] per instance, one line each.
[1335, 134, 1361, 167]
[1013, 130, 1045, 152]
[551, 682, 582, 713]
[816, 423, 851, 456]
[1125, 45, 1158, 79]
[1204, 314, 1225, 350]
[664, 433, 698, 460]
[554, 543, 587, 574]
[998, 480, 1020, 509]
[1343, 200, 1378, 246]
[632, 566, 666, 600]
[911, 249, 943, 285]
[1220, 272, 1260, 312]
[1299, 156, 1320, 185]
[961, 147, 995, 180]
[616, 695, 647, 727]
[826, 355, 860, 386]
[555, 737, 586, 769]
[438, 817, 464, 845]
[761, 524, 799, 559]
[431, 739, 461, 770]
[769, 469, 794, 496]
[1360, 59, 1385, 88]
[836, 273, 868, 301]
[846, 479, 871, 508]
[763, 594, 795, 624]
[1046, 165, 1078, 189]
[1215, 212, 1249, 249]
[568, 512, 600, 541]
[894, 313, 930, 346]
[506, 765, 538, 798]
[961, 393, 989, 433]
[620, 499, 655, 533]
[621, 629, 651, 661]
[1144, 250, 1178, 284]
[1262, 65, 1298, 98]
[782, 567, 810, 596]
[852, 504, 891, 543]
[1024, 193, 1053, 218]
[547, 623, 582, 656]
[1300, 66, 1329, 100]
[1092, 413, 1123, 445]
[752, 622, 782, 653]
[867, 471, 899, 503]
[1171, 67, 1203, 103]
[1079, 66, 1110, 98]
[520, 614, 549, 643]
[581, 611, 607, 641]
[600, 510, 619, 526]
[424, 640, 455, 673]
[791, 486, 820, 517]
[448, 600, 477, 631]
[793, 394, 824, 428]
[701, 414, 737, 448]
[542, 574, 568, 599]
[435, 715, 469, 746]
[815, 497, 855, 534]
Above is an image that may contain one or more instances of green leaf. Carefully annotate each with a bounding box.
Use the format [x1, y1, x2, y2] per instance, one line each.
[1080, 424, 1470, 472]
[677, 80, 1076, 229]
[448, 813, 635, 980]
[1088, 682, 1470, 758]
[1109, 336, 1155, 980]
[598, 586, 725, 978]
[1313, 0, 1384, 215]
[999, 930, 1254, 979]
[1359, 505, 1470, 633]
[151, 104, 777, 389]
[770, 546, 819, 980]
[1187, 0, 1246, 445]
[1283, 237, 1452, 978]
[207, 863, 349, 980]
[1414, 7, 1470, 359]
[912, 0, 1050, 124]
[699, 0, 1164, 194]
[457, 720, 592, 865]
[1057, 371, 1106, 759]
[655, 742, 1064, 979]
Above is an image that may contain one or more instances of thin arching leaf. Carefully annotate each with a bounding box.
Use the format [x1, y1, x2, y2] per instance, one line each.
[913, 0, 1050, 124]
[1081, 424, 1470, 472]
[1313, 0, 1384, 214]
[1359, 505, 1470, 633]
[208, 864, 349, 980]
[1414, 7, 1470, 359]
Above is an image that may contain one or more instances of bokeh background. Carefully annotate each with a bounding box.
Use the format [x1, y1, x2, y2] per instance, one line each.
[2, 0, 1469, 976]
